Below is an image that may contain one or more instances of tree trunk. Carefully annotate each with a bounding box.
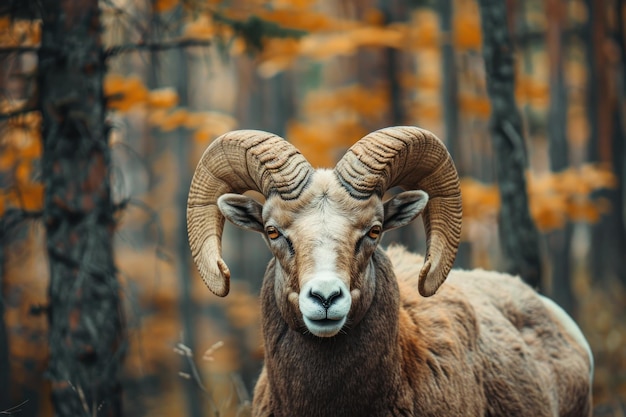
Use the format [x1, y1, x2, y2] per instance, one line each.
[477, 0, 543, 289]
[437, 0, 471, 269]
[0, 244, 9, 412]
[38, 1, 124, 415]
[545, 0, 575, 314]
[585, 0, 626, 287]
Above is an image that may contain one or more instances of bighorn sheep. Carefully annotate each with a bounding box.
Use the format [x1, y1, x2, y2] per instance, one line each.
[187, 126, 593, 417]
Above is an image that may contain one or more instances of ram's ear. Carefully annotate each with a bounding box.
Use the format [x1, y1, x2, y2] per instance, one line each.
[383, 190, 429, 232]
[217, 194, 264, 233]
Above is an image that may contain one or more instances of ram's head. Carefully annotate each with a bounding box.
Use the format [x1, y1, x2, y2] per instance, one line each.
[187, 127, 461, 338]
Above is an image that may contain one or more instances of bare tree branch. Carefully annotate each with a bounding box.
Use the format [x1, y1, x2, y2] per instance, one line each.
[0, 45, 40, 54]
[105, 38, 211, 57]
[0, 105, 39, 121]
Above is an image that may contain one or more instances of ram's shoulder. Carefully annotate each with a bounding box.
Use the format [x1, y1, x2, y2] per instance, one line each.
[384, 244, 424, 286]
[385, 244, 527, 294]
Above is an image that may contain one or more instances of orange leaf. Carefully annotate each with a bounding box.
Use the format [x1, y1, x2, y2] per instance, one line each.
[192, 128, 211, 144]
[453, 25, 481, 50]
[406, 9, 439, 49]
[299, 35, 356, 59]
[257, 9, 339, 32]
[153, 0, 179, 13]
[453, 4, 482, 50]
[105, 74, 149, 111]
[458, 93, 491, 118]
[159, 109, 189, 132]
[148, 88, 179, 109]
[400, 74, 441, 91]
[408, 101, 442, 122]
[347, 26, 405, 49]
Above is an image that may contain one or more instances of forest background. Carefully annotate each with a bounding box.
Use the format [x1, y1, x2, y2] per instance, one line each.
[1, 0, 625, 416]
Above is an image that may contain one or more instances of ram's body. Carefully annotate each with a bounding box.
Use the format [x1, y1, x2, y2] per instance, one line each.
[187, 127, 593, 417]
[251, 245, 592, 417]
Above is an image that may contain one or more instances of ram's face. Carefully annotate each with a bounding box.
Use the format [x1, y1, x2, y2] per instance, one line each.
[218, 170, 428, 338]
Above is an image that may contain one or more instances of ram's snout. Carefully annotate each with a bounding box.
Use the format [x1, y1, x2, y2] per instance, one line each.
[299, 273, 351, 338]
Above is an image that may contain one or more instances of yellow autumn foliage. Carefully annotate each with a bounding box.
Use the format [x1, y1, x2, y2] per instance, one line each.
[159, 109, 190, 132]
[302, 85, 389, 119]
[148, 87, 180, 109]
[458, 93, 491, 118]
[287, 118, 368, 168]
[106, 75, 183, 113]
[298, 34, 356, 59]
[182, 13, 236, 41]
[256, 9, 438, 77]
[183, 17, 217, 40]
[407, 101, 443, 122]
[405, 9, 439, 50]
[0, 17, 41, 47]
[188, 112, 237, 142]
[453, 1, 482, 50]
[147, 108, 236, 139]
[0, 103, 43, 216]
[461, 166, 617, 232]
[515, 76, 549, 108]
[400, 73, 441, 91]
[530, 165, 616, 228]
[271, 0, 317, 9]
[105, 74, 149, 111]
[257, 8, 341, 32]
[346, 25, 406, 49]
[153, 0, 179, 13]
[460, 178, 500, 222]
[567, 104, 590, 146]
[259, 37, 301, 62]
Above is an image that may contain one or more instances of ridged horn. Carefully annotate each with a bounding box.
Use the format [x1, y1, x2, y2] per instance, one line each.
[334, 126, 462, 297]
[187, 130, 313, 297]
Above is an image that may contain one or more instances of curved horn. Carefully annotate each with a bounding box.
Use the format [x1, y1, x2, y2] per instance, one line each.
[187, 130, 313, 297]
[334, 126, 462, 297]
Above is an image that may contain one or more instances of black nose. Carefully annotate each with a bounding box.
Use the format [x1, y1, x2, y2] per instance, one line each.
[309, 288, 342, 309]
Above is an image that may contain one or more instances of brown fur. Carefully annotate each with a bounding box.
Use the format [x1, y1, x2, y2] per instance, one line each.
[251, 246, 592, 417]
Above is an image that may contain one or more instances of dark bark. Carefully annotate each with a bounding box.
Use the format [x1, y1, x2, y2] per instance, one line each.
[438, 0, 459, 163]
[38, 0, 124, 415]
[0, 244, 9, 412]
[585, 0, 626, 287]
[611, 0, 626, 287]
[545, 0, 575, 314]
[437, 0, 471, 270]
[584, 0, 611, 164]
[0, 40, 13, 414]
[477, 0, 543, 289]
[607, 109, 626, 286]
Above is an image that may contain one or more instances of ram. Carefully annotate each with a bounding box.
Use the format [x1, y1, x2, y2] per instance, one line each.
[187, 126, 593, 417]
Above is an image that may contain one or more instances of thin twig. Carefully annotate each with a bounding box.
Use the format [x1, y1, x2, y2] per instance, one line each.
[105, 38, 211, 57]
[0, 209, 43, 242]
[0, 105, 39, 121]
[174, 339, 221, 416]
[0, 399, 29, 415]
[0, 46, 40, 54]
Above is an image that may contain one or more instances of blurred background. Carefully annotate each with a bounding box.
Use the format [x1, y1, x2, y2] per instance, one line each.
[0, 0, 624, 416]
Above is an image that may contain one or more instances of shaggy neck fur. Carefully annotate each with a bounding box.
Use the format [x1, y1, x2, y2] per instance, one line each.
[258, 251, 411, 417]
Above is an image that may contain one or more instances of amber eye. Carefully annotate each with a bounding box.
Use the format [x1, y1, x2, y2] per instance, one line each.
[266, 226, 281, 240]
[367, 225, 382, 239]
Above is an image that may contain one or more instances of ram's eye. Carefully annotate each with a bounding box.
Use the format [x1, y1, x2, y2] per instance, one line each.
[266, 226, 281, 240]
[367, 225, 382, 239]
